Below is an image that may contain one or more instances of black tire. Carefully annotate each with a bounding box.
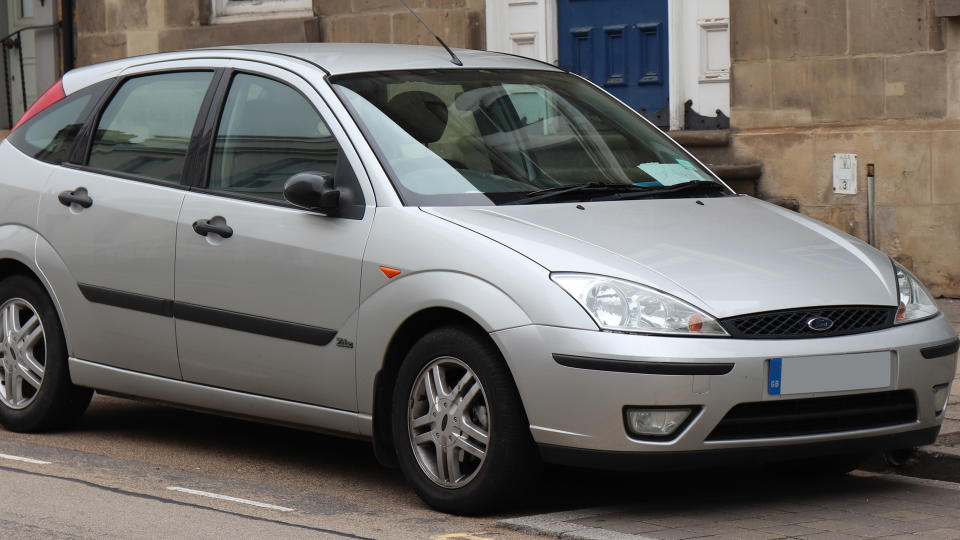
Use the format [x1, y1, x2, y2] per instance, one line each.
[391, 325, 539, 514]
[0, 275, 92, 432]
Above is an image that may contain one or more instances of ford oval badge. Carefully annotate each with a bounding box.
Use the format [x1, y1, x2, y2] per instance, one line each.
[807, 316, 834, 331]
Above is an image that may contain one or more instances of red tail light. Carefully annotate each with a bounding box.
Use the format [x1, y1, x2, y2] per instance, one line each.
[10, 78, 66, 133]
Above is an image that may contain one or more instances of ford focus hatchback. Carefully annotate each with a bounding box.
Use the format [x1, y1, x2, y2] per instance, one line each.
[0, 44, 956, 514]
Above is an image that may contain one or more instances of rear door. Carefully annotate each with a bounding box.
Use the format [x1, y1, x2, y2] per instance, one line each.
[173, 61, 374, 414]
[36, 63, 221, 378]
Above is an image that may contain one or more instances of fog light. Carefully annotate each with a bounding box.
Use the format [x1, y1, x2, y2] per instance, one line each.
[933, 383, 951, 415]
[624, 407, 693, 437]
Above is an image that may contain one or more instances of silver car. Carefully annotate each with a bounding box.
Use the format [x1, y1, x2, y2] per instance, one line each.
[0, 44, 956, 514]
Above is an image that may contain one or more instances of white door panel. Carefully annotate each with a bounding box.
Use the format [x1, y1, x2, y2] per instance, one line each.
[486, 0, 557, 64]
[669, 0, 730, 130]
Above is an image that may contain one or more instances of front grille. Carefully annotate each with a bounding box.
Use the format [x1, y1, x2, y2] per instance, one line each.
[721, 306, 896, 339]
[706, 390, 917, 441]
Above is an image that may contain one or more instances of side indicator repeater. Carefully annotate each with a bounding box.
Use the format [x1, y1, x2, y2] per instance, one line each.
[380, 266, 402, 279]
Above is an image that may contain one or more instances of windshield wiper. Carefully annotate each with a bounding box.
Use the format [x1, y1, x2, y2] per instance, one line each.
[503, 182, 648, 205]
[591, 180, 731, 201]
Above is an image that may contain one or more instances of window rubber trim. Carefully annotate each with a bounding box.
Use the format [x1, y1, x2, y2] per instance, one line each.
[78, 283, 336, 347]
[59, 163, 190, 191]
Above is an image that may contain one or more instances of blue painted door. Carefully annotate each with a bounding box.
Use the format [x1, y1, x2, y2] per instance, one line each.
[557, 0, 669, 127]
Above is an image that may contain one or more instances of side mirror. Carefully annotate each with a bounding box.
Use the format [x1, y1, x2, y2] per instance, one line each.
[282, 172, 340, 216]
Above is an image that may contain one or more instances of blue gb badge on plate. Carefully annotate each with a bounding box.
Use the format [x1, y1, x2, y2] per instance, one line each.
[768, 358, 782, 395]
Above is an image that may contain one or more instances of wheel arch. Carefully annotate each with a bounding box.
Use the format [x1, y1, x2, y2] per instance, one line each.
[370, 307, 488, 467]
[0, 227, 78, 360]
[359, 271, 534, 468]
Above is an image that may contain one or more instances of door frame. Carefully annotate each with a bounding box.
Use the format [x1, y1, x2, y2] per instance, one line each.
[485, 0, 728, 131]
[667, 0, 682, 131]
[485, 0, 559, 65]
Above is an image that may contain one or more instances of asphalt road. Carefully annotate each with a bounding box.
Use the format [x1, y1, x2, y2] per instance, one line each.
[1, 394, 958, 539]
[0, 394, 542, 540]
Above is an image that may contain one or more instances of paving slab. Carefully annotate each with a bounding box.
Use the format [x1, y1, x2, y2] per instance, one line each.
[500, 473, 960, 539]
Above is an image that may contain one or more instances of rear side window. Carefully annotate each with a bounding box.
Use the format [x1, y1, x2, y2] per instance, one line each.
[208, 73, 339, 200]
[89, 71, 213, 183]
[6, 83, 103, 164]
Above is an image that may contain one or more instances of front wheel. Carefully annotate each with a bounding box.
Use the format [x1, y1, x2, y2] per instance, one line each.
[391, 326, 538, 514]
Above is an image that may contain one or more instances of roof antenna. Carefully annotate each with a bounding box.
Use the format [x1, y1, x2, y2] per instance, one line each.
[398, 0, 463, 66]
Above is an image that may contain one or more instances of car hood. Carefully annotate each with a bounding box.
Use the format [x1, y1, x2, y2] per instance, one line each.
[422, 196, 898, 318]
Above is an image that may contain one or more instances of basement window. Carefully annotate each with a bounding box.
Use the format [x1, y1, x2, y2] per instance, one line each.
[211, 0, 312, 22]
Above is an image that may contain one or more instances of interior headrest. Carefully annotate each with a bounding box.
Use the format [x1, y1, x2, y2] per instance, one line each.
[385, 90, 449, 145]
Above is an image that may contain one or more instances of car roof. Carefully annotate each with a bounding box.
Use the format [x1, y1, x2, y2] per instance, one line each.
[218, 43, 561, 75]
[62, 43, 561, 94]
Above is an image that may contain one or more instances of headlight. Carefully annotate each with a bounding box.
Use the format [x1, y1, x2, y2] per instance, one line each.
[893, 260, 938, 324]
[551, 273, 727, 336]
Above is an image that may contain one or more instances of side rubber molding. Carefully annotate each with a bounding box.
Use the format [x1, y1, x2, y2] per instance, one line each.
[78, 283, 336, 346]
[553, 354, 734, 375]
[539, 426, 940, 471]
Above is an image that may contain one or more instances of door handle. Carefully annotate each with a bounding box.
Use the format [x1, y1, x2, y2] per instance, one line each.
[192, 216, 233, 239]
[58, 187, 93, 209]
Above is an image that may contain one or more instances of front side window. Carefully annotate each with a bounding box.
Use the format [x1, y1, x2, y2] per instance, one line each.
[89, 71, 213, 183]
[332, 70, 724, 206]
[208, 73, 339, 201]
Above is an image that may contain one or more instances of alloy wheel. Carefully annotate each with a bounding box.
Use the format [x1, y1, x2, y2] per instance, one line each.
[0, 298, 47, 409]
[407, 356, 490, 488]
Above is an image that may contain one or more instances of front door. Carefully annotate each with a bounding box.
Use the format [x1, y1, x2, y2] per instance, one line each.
[174, 63, 374, 413]
[557, 0, 669, 127]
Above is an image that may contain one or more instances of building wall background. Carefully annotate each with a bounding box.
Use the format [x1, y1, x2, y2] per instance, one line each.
[73, 0, 483, 67]
[730, 0, 960, 296]
[314, 0, 484, 49]
[74, 0, 319, 66]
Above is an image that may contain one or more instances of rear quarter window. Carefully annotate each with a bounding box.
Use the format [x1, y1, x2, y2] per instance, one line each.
[6, 81, 107, 164]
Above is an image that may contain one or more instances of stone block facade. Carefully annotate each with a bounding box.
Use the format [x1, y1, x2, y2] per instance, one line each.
[314, 0, 484, 49]
[75, 0, 320, 66]
[73, 0, 482, 67]
[730, 0, 960, 296]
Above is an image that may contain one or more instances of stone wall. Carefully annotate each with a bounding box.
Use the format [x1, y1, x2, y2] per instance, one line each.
[74, 0, 484, 68]
[314, 0, 484, 49]
[730, 0, 960, 296]
[75, 0, 320, 66]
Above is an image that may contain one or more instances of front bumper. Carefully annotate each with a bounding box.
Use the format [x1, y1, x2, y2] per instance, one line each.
[491, 314, 957, 459]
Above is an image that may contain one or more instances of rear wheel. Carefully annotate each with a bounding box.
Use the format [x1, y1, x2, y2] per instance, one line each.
[392, 326, 538, 514]
[0, 275, 92, 432]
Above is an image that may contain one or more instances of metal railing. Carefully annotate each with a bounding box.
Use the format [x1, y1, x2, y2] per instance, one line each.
[2, 22, 60, 128]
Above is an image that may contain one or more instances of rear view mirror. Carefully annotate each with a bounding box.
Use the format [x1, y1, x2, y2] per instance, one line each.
[283, 172, 340, 216]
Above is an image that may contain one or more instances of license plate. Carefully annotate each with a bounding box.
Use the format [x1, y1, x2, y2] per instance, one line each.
[767, 352, 892, 395]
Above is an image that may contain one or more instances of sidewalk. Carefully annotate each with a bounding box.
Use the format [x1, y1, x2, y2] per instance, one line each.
[501, 472, 960, 540]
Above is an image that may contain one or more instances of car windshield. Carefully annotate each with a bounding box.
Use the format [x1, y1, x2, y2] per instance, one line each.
[331, 69, 727, 206]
